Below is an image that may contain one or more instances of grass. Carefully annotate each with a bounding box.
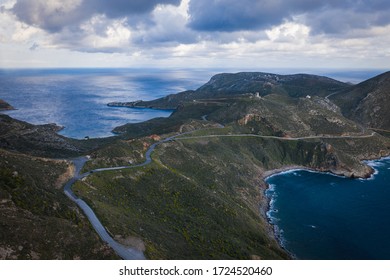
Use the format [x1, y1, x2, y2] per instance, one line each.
[0, 149, 119, 259]
[73, 138, 292, 259]
[73, 132, 363, 260]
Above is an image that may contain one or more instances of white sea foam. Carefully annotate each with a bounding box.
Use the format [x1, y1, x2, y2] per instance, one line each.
[306, 225, 317, 229]
[265, 183, 276, 193]
[265, 169, 306, 180]
[363, 157, 390, 180]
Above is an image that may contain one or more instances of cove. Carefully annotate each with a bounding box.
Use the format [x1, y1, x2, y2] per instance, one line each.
[265, 157, 390, 260]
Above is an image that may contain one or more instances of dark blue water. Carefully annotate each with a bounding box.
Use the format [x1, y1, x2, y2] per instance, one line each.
[0, 68, 216, 139]
[265, 157, 390, 260]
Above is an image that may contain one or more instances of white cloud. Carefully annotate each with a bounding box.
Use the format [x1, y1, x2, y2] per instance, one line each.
[79, 16, 132, 51]
[1, 0, 390, 69]
[266, 21, 310, 43]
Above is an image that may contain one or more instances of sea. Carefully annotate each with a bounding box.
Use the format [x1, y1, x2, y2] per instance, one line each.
[0, 68, 384, 139]
[266, 157, 390, 260]
[1, 68, 389, 260]
[0, 68, 218, 139]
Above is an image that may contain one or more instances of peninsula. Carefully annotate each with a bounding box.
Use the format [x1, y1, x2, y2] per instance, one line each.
[1, 71, 390, 260]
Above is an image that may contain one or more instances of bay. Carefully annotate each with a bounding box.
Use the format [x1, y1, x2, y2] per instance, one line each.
[265, 157, 390, 260]
[0, 68, 216, 139]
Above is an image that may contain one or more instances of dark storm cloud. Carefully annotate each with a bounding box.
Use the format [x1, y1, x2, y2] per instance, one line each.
[187, 0, 390, 34]
[91, 0, 181, 18]
[11, 0, 84, 32]
[11, 0, 181, 33]
[306, 5, 390, 35]
[187, 0, 334, 32]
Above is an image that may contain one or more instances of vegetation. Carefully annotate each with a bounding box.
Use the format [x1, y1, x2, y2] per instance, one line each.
[330, 71, 390, 130]
[0, 149, 118, 259]
[1, 70, 390, 259]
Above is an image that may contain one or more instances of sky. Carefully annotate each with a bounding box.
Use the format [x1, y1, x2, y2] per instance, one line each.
[0, 0, 390, 69]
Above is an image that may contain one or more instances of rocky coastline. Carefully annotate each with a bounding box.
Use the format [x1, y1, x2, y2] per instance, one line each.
[107, 101, 174, 111]
[0, 99, 15, 111]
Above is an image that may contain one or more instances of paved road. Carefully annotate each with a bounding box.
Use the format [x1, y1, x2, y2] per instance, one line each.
[64, 157, 146, 260]
[63, 133, 187, 259]
[64, 122, 376, 259]
[175, 132, 376, 141]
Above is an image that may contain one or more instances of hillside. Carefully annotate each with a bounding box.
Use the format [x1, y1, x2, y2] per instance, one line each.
[330, 71, 390, 130]
[1, 70, 390, 260]
[197, 72, 349, 97]
[0, 114, 115, 158]
[79, 71, 390, 259]
[0, 114, 121, 259]
[0, 149, 118, 259]
[108, 72, 350, 110]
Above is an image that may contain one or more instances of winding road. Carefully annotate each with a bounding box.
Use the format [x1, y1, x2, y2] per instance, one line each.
[64, 157, 146, 260]
[175, 132, 376, 141]
[63, 120, 376, 259]
[63, 133, 191, 259]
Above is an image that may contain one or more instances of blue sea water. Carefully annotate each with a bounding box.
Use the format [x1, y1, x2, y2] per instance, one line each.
[0, 68, 216, 139]
[266, 157, 390, 260]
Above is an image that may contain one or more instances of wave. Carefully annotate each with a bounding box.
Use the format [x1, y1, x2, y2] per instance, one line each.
[363, 156, 390, 180]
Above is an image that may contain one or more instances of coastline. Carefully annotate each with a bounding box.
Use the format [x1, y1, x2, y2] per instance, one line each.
[0, 99, 16, 111]
[260, 165, 312, 260]
[260, 155, 390, 260]
[107, 102, 176, 111]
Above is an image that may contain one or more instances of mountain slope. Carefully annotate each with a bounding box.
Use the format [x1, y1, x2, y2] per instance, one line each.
[197, 72, 349, 97]
[2, 70, 390, 260]
[0, 114, 115, 158]
[86, 71, 390, 259]
[0, 149, 118, 259]
[0, 114, 121, 259]
[330, 71, 390, 130]
[108, 72, 350, 110]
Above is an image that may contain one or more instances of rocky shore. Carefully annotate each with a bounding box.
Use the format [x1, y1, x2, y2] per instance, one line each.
[107, 100, 176, 110]
[0, 99, 15, 111]
[107, 101, 145, 108]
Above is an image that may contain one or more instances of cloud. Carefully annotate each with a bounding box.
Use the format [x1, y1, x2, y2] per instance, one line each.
[187, 0, 325, 32]
[2, 0, 390, 69]
[305, 6, 390, 35]
[11, 0, 181, 33]
[91, 0, 181, 19]
[11, 0, 85, 32]
[29, 42, 39, 50]
[131, 1, 197, 46]
[187, 0, 390, 36]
